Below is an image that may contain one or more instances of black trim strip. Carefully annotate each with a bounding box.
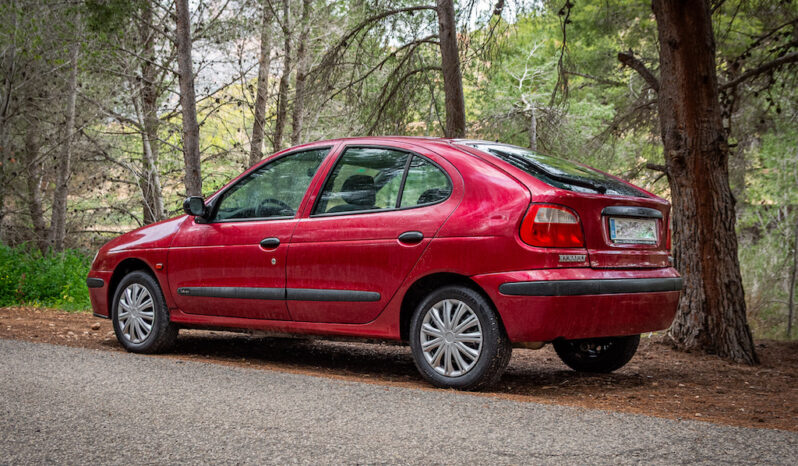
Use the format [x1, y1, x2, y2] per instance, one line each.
[86, 277, 105, 288]
[176, 287, 381, 302]
[286, 288, 381, 302]
[177, 287, 285, 300]
[601, 206, 663, 219]
[93, 312, 110, 320]
[499, 277, 683, 297]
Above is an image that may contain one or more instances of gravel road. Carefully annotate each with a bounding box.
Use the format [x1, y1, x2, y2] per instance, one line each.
[1, 338, 796, 465]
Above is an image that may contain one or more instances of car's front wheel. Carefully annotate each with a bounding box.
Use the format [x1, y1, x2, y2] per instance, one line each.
[112, 271, 178, 353]
[553, 334, 640, 373]
[409, 286, 511, 390]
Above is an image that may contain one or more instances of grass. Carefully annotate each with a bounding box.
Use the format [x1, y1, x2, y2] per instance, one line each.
[0, 244, 92, 312]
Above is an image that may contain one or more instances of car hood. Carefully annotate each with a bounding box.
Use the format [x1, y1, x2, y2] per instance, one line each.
[103, 215, 188, 253]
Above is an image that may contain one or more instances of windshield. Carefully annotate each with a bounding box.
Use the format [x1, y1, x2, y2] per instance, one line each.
[460, 142, 646, 197]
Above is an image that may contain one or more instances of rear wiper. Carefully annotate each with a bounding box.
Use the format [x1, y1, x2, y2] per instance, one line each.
[493, 151, 607, 194]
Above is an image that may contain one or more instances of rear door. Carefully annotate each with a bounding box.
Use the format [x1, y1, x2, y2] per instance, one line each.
[167, 147, 331, 319]
[286, 144, 459, 324]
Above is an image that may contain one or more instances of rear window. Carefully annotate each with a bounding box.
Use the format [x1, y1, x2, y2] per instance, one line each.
[462, 142, 646, 197]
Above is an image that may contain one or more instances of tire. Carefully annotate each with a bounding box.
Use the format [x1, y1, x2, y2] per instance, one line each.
[112, 271, 178, 354]
[409, 285, 511, 390]
[553, 334, 640, 373]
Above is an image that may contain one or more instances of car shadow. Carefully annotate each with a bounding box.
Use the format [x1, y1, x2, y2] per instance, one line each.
[144, 330, 660, 396]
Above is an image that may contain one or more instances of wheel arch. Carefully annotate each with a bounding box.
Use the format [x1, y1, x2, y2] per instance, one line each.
[399, 272, 504, 341]
[107, 258, 158, 317]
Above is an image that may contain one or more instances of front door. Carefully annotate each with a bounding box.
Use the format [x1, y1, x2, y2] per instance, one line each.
[287, 145, 459, 324]
[167, 147, 331, 320]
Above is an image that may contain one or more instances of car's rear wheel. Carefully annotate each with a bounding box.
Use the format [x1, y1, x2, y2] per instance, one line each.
[409, 286, 511, 390]
[112, 271, 178, 353]
[553, 334, 640, 373]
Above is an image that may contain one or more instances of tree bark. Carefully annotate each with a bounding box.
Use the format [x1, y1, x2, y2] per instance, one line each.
[653, 0, 758, 364]
[24, 123, 48, 252]
[290, 0, 311, 146]
[175, 0, 202, 196]
[50, 39, 79, 251]
[788, 214, 798, 339]
[436, 0, 466, 138]
[273, 0, 291, 151]
[139, 0, 166, 223]
[249, 2, 274, 167]
[528, 106, 537, 151]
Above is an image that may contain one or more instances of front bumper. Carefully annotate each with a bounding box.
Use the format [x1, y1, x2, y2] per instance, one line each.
[472, 267, 682, 342]
[86, 271, 113, 318]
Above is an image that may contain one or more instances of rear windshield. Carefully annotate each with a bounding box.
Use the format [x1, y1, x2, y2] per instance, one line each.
[461, 142, 646, 197]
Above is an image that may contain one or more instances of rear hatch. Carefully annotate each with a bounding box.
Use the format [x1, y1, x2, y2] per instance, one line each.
[458, 142, 671, 269]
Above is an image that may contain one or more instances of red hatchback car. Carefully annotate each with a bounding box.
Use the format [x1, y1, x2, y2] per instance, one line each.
[87, 137, 681, 389]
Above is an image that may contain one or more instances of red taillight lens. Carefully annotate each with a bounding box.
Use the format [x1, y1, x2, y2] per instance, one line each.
[520, 204, 585, 248]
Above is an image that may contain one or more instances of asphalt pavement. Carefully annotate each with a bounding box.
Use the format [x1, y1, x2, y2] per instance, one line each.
[1, 338, 796, 464]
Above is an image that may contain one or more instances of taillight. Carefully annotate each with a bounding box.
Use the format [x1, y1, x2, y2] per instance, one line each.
[520, 204, 585, 248]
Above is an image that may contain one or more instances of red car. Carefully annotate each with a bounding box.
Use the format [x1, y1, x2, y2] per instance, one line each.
[87, 137, 681, 390]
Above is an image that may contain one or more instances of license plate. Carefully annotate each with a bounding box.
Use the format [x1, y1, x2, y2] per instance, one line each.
[609, 217, 658, 244]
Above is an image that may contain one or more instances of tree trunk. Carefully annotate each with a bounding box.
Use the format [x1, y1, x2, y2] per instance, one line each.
[653, 0, 758, 364]
[249, 2, 273, 167]
[50, 39, 79, 251]
[175, 0, 202, 196]
[290, 0, 311, 146]
[528, 106, 537, 151]
[24, 124, 48, 252]
[139, 0, 165, 223]
[273, 0, 291, 151]
[787, 214, 798, 339]
[436, 0, 466, 138]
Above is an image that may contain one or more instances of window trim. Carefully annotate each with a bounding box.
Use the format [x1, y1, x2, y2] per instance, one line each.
[205, 146, 333, 224]
[309, 144, 453, 218]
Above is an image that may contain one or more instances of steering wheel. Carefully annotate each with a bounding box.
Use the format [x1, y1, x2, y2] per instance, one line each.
[256, 198, 294, 218]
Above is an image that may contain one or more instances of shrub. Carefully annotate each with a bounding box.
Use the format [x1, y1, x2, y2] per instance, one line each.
[0, 244, 92, 311]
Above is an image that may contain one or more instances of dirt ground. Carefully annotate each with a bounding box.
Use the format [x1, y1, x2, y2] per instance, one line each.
[2, 306, 796, 432]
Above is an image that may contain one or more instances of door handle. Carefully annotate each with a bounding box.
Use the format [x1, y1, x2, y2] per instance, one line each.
[398, 231, 424, 244]
[260, 237, 280, 249]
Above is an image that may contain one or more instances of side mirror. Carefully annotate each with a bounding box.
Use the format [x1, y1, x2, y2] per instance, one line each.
[183, 196, 208, 218]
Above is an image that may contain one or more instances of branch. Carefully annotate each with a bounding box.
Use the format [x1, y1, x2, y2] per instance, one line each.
[366, 66, 441, 135]
[311, 5, 437, 76]
[618, 50, 660, 92]
[564, 70, 623, 87]
[720, 51, 798, 91]
[646, 163, 667, 173]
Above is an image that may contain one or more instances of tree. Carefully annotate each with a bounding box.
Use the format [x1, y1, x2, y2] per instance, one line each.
[175, 0, 202, 196]
[50, 36, 80, 252]
[436, 0, 466, 138]
[272, 0, 292, 151]
[652, 0, 757, 363]
[249, 1, 273, 167]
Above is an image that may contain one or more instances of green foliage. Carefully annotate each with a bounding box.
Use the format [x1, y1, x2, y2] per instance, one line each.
[0, 245, 92, 312]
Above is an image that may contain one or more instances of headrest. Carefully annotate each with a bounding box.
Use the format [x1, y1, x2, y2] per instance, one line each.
[341, 175, 376, 206]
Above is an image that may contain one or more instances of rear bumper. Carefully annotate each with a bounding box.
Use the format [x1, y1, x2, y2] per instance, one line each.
[472, 267, 681, 342]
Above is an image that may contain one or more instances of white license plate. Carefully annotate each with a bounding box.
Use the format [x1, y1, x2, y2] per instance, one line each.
[609, 217, 658, 244]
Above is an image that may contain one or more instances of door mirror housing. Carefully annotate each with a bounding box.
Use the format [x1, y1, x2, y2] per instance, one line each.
[183, 196, 208, 219]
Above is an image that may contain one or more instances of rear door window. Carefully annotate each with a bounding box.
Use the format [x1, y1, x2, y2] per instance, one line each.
[313, 147, 452, 215]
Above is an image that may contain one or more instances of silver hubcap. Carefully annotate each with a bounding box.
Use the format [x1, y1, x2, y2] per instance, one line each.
[117, 284, 155, 344]
[420, 299, 483, 377]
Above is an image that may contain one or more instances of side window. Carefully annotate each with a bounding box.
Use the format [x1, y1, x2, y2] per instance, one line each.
[399, 156, 452, 208]
[314, 147, 409, 214]
[214, 148, 329, 221]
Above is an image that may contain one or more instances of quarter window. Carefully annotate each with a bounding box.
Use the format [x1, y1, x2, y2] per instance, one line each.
[399, 157, 452, 208]
[214, 148, 329, 221]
